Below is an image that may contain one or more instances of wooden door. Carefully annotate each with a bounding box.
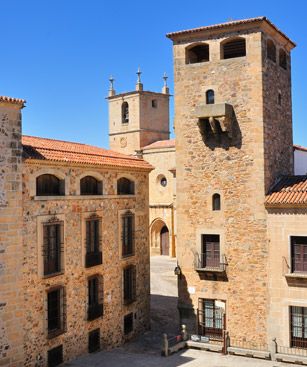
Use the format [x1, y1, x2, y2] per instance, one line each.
[160, 226, 169, 256]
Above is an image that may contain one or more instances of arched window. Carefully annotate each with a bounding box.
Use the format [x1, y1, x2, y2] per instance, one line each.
[117, 177, 135, 195]
[267, 39, 276, 62]
[206, 90, 215, 104]
[36, 174, 64, 196]
[80, 176, 103, 195]
[222, 38, 246, 59]
[122, 102, 129, 123]
[186, 44, 209, 64]
[279, 49, 287, 70]
[212, 193, 221, 211]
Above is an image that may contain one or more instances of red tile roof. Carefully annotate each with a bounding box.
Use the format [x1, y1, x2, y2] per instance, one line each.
[166, 17, 296, 48]
[265, 176, 307, 207]
[294, 144, 307, 153]
[0, 96, 26, 107]
[22, 135, 153, 170]
[142, 139, 175, 150]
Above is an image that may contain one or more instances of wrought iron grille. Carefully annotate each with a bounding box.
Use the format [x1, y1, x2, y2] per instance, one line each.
[197, 299, 224, 340]
[47, 287, 65, 338]
[43, 221, 64, 276]
[290, 306, 307, 348]
[123, 265, 136, 305]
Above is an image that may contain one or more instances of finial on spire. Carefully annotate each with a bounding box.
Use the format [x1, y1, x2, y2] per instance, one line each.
[136, 67, 143, 91]
[108, 75, 116, 97]
[162, 72, 169, 94]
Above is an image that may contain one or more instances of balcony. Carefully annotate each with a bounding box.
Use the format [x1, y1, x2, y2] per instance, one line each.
[87, 303, 103, 321]
[85, 251, 102, 268]
[194, 253, 227, 273]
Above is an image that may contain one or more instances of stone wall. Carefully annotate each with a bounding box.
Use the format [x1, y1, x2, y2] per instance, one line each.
[171, 26, 291, 346]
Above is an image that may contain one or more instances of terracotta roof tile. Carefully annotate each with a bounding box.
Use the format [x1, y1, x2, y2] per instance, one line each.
[166, 16, 295, 48]
[22, 135, 153, 170]
[142, 139, 175, 150]
[294, 144, 307, 153]
[265, 176, 307, 207]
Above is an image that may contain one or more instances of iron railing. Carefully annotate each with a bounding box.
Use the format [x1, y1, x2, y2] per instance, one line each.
[87, 303, 103, 321]
[194, 253, 227, 272]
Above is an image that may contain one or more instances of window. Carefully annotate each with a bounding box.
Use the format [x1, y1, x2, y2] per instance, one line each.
[206, 90, 215, 105]
[85, 217, 102, 268]
[124, 313, 134, 335]
[201, 234, 220, 268]
[278, 92, 282, 106]
[160, 177, 167, 187]
[43, 221, 64, 276]
[123, 265, 136, 305]
[279, 49, 287, 70]
[198, 299, 224, 339]
[88, 329, 100, 353]
[80, 176, 102, 195]
[47, 345, 63, 367]
[291, 236, 307, 273]
[267, 39, 276, 62]
[122, 211, 134, 257]
[47, 287, 65, 338]
[212, 193, 221, 211]
[122, 102, 129, 123]
[222, 38, 246, 59]
[152, 99, 158, 108]
[117, 177, 135, 195]
[36, 174, 64, 196]
[88, 276, 103, 321]
[290, 306, 307, 348]
[186, 44, 209, 64]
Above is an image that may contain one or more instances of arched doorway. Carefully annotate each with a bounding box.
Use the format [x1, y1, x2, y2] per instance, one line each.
[160, 225, 169, 256]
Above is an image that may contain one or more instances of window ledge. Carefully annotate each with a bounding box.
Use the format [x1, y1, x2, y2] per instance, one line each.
[285, 273, 307, 279]
[195, 267, 225, 273]
[42, 271, 64, 279]
[34, 194, 136, 201]
[47, 329, 65, 339]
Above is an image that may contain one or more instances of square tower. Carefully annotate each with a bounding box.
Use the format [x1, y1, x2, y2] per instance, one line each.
[167, 17, 295, 346]
[108, 80, 170, 155]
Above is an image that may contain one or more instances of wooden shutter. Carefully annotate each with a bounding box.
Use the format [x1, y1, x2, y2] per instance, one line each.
[292, 237, 307, 273]
[202, 235, 220, 268]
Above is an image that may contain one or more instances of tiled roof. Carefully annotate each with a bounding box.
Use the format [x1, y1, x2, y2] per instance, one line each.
[22, 135, 153, 170]
[142, 139, 175, 150]
[265, 176, 307, 207]
[166, 17, 296, 47]
[294, 144, 307, 153]
[0, 96, 26, 106]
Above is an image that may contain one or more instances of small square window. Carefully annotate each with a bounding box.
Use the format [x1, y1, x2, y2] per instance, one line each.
[88, 329, 100, 353]
[152, 100, 158, 108]
[48, 345, 63, 367]
[124, 313, 134, 335]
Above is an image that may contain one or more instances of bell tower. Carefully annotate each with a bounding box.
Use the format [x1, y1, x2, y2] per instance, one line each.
[108, 69, 170, 155]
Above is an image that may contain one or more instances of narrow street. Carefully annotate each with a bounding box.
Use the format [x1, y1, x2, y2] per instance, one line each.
[64, 257, 294, 367]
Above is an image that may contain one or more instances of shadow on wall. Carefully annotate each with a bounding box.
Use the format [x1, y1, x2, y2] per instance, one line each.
[177, 273, 196, 334]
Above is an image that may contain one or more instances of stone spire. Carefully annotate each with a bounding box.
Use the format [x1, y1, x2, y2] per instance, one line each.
[162, 72, 169, 94]
[136, 67, 143, 91]
[108, 75, 116, 97]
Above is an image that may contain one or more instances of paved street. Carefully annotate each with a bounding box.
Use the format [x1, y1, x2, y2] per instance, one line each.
[64, 256, 295, 367]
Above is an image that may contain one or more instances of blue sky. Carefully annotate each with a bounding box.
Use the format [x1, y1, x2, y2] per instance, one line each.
[1, 0, 307, 148]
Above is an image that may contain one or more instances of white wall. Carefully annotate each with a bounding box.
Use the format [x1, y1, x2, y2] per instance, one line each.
[294, 148, 307, 175]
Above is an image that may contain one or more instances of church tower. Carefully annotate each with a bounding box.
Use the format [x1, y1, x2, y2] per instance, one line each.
[108, 69, 170, 155]
[167, 17, 295, 346]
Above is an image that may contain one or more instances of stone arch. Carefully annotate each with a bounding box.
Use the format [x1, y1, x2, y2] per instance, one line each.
[150, 218, 170, 256]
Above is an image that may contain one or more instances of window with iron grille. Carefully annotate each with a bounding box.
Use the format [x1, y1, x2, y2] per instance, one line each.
[80, 176, 103, 195]
[47, 287, 65, 338]
[87, 276, 103, 321]
[291, 236, 307, 273]
[122, 212, 134, 257]
[36, 174, 65, 196]
[206, 90, 215, 105]
[290, 306, 307, 348]
[201, 234, 220, 268]
[124, 313, 134, 335]
[47, 345, 63, 367]
[85, 217, 102, 268]
[88, 328, 100, 353]
[198, 299, 224, 340]
[43, 221, 64, 276]
[117, 177, 135, 195]
[123, 265, 136, 305]
[222, 38, 246, 59]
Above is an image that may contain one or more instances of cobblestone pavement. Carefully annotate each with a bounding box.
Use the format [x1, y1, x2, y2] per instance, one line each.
[64, 256, 295, 367]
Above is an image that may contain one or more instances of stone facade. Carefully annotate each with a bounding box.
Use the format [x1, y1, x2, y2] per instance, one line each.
[168, 17, 296, 347]
[0, 99, 152, 366]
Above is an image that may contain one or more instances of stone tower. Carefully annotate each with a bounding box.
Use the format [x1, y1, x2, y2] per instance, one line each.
[108, 70, 170, 155]
[0, 96, 25, 366]
[167, 17, 295, 345]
